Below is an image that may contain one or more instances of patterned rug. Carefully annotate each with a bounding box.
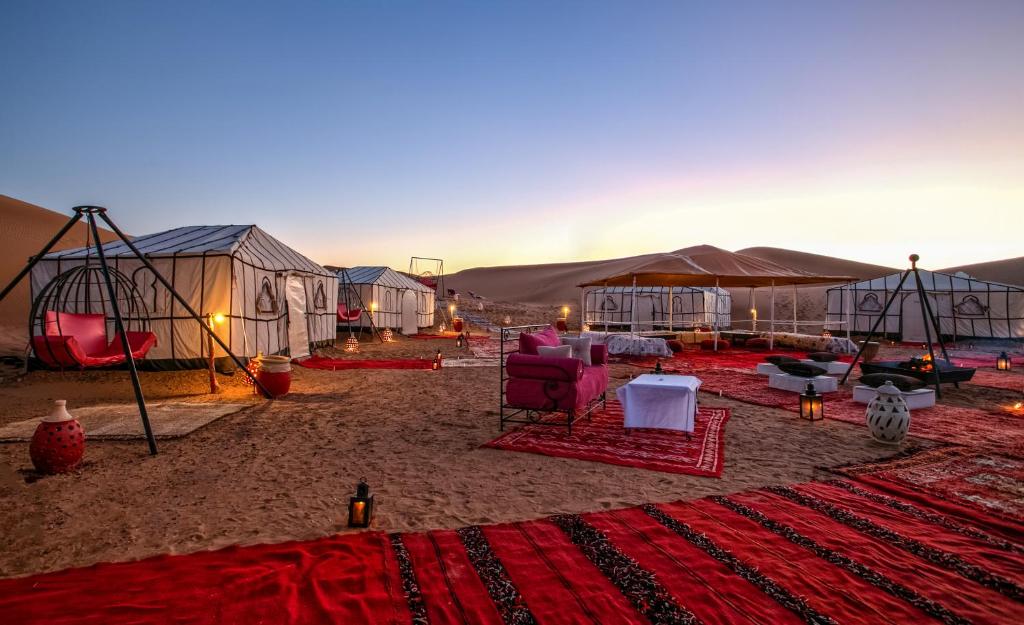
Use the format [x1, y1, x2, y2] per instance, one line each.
[969, 368, 1024, 391]
[484, 399, 729, 476]
[3, 475, 1021, 624]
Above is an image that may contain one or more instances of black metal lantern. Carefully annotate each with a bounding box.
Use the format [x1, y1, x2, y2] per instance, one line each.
[799, 381, 824, 421]
[653, 360, 663, 374]
[348, 478, 374, 528]
[997, 351, 1012, 371]
[433, 349, 442, 370]
[456, 333, 465, 348]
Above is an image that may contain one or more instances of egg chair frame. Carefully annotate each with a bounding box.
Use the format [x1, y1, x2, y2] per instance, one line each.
[0, 206, 272, 455]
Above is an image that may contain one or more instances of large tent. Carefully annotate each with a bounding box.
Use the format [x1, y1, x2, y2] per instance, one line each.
[826, 269, 1024, 341]
[579, 245, 855, 345]
[31, 225, 337, 366]
[584, 286, 731, 330]
[338, 266, 435, 334]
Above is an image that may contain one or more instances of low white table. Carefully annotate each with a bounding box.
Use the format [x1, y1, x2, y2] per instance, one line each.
[756, 363, 782, 376]
[853, 385, 936, 409]
[616, 374, 701, 433]
[768, 373, 839, 393]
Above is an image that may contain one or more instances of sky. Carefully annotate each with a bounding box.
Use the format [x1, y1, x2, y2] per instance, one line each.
[1, 1, 1022, 273]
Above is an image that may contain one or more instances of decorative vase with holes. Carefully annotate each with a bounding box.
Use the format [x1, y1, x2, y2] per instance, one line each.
[30, 400, 85, 474]
[865, 381, 910, 445]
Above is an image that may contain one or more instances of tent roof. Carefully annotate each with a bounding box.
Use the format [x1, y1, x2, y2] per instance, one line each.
[339, 266, 433, 292]
[588, 285, 729, 295]
[578, 245, 856, 288]
[42, 225, 334, 276]
[830, 268, 1024, 292]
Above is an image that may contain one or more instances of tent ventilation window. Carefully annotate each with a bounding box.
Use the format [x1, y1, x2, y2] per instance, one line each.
[954, 295, 987, 316]
[257, 278, 277, 314]
[858, 293, 882, 312]
[601, 296, 618, 311]
[313, 281, 327, 311]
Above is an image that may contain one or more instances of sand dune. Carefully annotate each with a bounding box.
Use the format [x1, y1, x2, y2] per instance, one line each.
[0, 195, 117, 354]
[941, 256, 1024, 287]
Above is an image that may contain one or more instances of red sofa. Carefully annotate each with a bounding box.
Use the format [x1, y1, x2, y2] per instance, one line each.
[500, 325, 609, 433]
[32, 311, 157, 369]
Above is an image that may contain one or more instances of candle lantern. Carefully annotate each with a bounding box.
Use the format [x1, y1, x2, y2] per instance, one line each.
[456, 333, 465, 348]
[344, 336, 359, 353]
[381, 328, 394, 342]
[996, 352, 1012, 371]
[347, 478, 374, 528]
[799, 382, 824, 421]
[433, 350, 442, 369]
[653, 360, 663, 375]
[503, 315, 511, 326]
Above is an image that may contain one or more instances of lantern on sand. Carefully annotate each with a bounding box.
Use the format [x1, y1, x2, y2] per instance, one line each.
[557, 306, 569, 332]
[344, 336, 359, 353]
[997, 352, 1012, 371]
[347, 478, 374, 528]
[456, 333, 465, 348]
[433, 350, 442, 370]
[381, 328, 394, 342]
[799, 382, 824, 421]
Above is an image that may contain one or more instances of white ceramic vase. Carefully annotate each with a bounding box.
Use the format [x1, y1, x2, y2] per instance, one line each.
[865, 381, 911, 445]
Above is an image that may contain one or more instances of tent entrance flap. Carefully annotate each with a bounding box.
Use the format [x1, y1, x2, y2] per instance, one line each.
[401, 290, 417, 335]
[285, 275, 310, 358]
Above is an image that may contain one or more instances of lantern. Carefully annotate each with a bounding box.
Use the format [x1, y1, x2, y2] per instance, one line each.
[653, 360, 663, 375]
[344, 336, 359, 352]
[865, 381, 910, 445]
[347, 478, 374, 528]
[381, 328, 394, 342]
[456, 333, 464, 348]
[821, 329, 832, 338]
[433, 350, 442, 370]
[242, 354, 261, 388]
[799, 382, 824, 421]
[996, 352, 1012, 371]
[503, 315, 511, 326]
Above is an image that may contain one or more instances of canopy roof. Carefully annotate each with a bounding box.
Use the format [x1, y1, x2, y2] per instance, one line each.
[828, 268, 1024, 293]
[339, 266, 433, 292]
[578, 245, 856, 288]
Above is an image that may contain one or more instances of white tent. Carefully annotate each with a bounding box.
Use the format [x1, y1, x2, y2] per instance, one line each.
[826, 269, 1024, 341]
[583, 286, 731, 331]
[31, 225, 337, 366]
[338, 266, 435, 334]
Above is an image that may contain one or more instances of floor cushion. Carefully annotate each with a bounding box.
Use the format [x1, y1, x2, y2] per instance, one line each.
[777, 362, 827, 378]
[667, 339, 683, 353]
[746, 337, 769, 350]
[700, 338, 730, 350]
[859, 373, 926, 392]
[807, 351, 839, 362]
[766, 355, 800, 365]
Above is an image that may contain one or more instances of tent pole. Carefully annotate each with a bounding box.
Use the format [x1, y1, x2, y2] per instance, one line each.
[770, 280, 775, 350]
[667, 285, 673, 332]
[792, 284, 798, 333]
[713, 277, 720, 351]
[845, 281, 852, 342]
[603, 282, 608, 333]
[579, 288, 585, 333]
[87, 211, 158, 455]
[840, 268, 912, 386]
[911, 261, 944, 397]
[630, 275, 637, 338]
[0, 211, 84, 306]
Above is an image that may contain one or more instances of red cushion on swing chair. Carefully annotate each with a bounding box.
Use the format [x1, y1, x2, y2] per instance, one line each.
[337, 303, 362, 322]
[43, 311, 108, 356]
[35, 312, 157, 368]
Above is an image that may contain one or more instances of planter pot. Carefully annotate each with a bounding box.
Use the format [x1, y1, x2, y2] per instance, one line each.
[258, 355, 292, 397]
[452, 317, 464, 333]
[865, 381, 910, 445]
[30, 400, 85, 474]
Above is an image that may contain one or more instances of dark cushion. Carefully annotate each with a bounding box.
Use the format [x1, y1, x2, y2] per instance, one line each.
[746, 338, 769, 350]
[807, 352, 839, 362]
[700, 338, 730, 350]
[778, 363, 827, 378]
[859, 373, 925, 392]
[667, 339, 683, 353]
[766, 355, 800, 365]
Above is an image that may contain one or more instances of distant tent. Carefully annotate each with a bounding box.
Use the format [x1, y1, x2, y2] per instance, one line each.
[338, 266, 435, 331]
[584, 286, 731, 330]
[826, 269, 1024, 341]
[31, 225, 337, 367]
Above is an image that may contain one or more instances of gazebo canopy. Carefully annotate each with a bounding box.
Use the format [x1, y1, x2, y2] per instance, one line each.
[578, 245, 855, 288]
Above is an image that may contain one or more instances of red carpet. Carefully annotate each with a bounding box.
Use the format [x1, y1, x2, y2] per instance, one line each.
[484, 399, 729, 476]
[3, 474, 1021, 624]
[294, 355, 434, 370]
[970, 368, 1024, 391]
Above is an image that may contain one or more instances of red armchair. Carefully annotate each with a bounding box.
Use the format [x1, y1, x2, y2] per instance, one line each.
[500, 325, 609, 433]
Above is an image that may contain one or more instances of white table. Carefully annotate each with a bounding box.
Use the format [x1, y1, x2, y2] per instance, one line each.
[768, 373, 839, 393]
[616, 374, 701, 433]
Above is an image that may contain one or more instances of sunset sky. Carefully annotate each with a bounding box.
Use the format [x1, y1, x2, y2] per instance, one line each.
[2, 1, 1022, 272]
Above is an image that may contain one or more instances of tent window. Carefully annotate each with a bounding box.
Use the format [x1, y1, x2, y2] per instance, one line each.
[954, 295, 988, 316]
[313, 281, 327, 311]
[601, 296, 618, 311]
[257, 277, 277, 314]
[384, 291, 393, 311]
[858, 293, 883, 312]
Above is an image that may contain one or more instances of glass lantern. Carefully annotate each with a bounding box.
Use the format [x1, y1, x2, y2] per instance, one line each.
[997, 352, 1012, 371]
[347, 479, 374, 528]
[799, 381, 824, 421]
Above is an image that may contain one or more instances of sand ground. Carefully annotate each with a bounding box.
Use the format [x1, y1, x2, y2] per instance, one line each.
[0, 319, 962, 580]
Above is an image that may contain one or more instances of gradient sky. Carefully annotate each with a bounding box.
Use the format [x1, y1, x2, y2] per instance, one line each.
[2, 1, 1022, 273]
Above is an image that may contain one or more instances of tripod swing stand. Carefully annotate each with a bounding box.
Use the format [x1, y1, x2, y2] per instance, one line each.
[0, 206, 272, 455]
[839, 254, 952, 397]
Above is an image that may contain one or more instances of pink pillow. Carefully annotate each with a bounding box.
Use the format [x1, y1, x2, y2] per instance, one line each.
[518, 326, 562, 355]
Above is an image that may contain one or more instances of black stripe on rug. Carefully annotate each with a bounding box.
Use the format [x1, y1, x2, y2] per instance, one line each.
[550, 513, 701, 625]
[714, 496, 972, 625]
[455, 526, 537, 625]
[642, 504, 837, 625]
[826, 479, 1024, 554]
[389, 534, 430, 625]
[767, 485, 1024, 602]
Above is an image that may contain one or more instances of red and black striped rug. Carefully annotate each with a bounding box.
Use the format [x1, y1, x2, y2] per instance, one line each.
[3, 470, 1021, 624]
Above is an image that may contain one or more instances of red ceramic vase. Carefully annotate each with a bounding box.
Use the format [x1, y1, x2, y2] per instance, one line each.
[258, 355, 292, 397]
[556, 318, 568, 332]
[30, 400, 85, 474]
[452, 318, 464, 333]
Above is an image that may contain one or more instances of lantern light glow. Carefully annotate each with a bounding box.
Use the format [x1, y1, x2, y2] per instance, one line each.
[799, 381, 824, 421]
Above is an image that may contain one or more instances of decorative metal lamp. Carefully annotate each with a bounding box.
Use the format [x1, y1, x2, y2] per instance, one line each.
[799, 381, 824, 421]
[433, 349, 442, 370]
[997, 351, 1012, 371]
[556, 306, 569, 332]
[456, 333, 465, 348]
[347, 478, 374, 528]
[381, 328, 394, 342]
[344, 336, 359, 352]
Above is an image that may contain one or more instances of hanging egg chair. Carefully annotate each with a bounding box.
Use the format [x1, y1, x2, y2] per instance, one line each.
[29, 264, 157, 369]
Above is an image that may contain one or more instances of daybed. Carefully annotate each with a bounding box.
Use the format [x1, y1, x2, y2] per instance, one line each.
[33, 311, 157, 369]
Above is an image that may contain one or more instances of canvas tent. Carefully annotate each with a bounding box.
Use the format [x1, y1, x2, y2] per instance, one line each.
[338, 266, 435, 334]
[826, 269, 1024, 341]
[31, 225, 337, 366]
[584, 286, 731, 330]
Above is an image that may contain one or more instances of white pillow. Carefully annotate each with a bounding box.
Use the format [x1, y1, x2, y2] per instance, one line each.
[537, 345, 573, 359]
[560, 336, 592, 366]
